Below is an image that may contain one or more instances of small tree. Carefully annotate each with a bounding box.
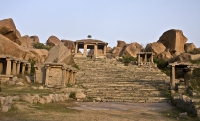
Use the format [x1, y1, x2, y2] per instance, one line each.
[87, 35, 92, 38]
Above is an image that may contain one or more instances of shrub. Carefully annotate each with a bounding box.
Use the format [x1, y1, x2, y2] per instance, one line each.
[154, 57, 170, 76]
[188, 68, 200, 92]
[190, 59, 200, 64]
[32, 43, 52, 51]
[69, 92, 76, 99]
[28, 59, 36, 76]
[72, 64, 80, 70]
[118, 55, 136, 65]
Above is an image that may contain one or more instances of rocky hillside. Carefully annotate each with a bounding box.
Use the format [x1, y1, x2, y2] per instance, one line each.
[75, 57, 170, 103]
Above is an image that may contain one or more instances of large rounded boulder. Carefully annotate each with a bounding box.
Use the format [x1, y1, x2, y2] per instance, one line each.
[0, 18, 21, 45]
[184, 43, 196, 53]
[123, 42, 143, 58]
[145, 42, 166, 56]
[157, 29, 187, 54]
[46, 35, 60, 46]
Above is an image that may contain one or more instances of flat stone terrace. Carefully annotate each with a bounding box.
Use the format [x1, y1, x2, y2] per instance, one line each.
[74, 57, 170, 103]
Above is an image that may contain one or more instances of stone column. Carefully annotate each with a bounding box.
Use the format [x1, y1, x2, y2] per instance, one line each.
[11, 60, 17, 75]
[45, 65, 50, 86]
[27, 63, 31, 75]
[6, 57, 11, 75]
[21, 63, 26, 76]
[69, 71, 74, 84]
[151, 53, 154, 63]
[94, 44, 97, 57]
[83, 43, 87, 57]
[73, 72, 76, 84]
[66, 70, 69, 84]
[62, 67, 66, 87]
[184, 72, 189, 88]
[170, 65, 176, 90]
[16, 61, 20, 75]
[144, 53, 147, 63]
[103, 44, 107, 55]
[75, 42, 78, 54]
[137, 54, 140, 65]
[0, 62, 3, 74]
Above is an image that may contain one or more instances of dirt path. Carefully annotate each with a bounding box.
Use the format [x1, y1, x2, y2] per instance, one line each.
[0, 102, 198, 121]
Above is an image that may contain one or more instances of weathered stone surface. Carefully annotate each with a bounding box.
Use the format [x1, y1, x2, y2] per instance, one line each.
[21, 35, 33, 47]
[21, 47, 48, 63]
[157, 29, 188, 54]
[30, 35, 40, 43]
[106, 46, 112, 53]
[0, 34, 36, 60]
[16, 82, 24, 86]
[26, 76, 31, 83]
[12, 96, 20, 101]
[0, 18, 21, 45]
[61, 40, 75, 51]
[145, 42, 166, 56]
[46, 35, 60, 46]
[45, 42, 75, 65]
[111, 47, 123, 57]
[123, 42, 143, 58]
[184, 43, 196, 53]
[117, 40, 126, 48]
[19, 94, 33, 103]
[158, 49, 172, 61]
[1, 105, 11, 112]
[172, 53, 200, 62]
[76, 92, 86, 99]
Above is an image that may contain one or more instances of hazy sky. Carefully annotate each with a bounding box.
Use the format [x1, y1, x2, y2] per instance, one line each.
[1, 0, 200, 47]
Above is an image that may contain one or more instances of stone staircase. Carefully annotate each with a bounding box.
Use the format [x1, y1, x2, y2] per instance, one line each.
[74, 57, 170, 103]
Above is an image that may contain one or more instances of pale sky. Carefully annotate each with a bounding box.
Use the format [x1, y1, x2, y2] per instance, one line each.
[1, 0, 200, 48]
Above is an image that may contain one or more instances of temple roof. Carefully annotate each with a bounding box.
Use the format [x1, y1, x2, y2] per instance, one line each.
[75, 39, 107, 44]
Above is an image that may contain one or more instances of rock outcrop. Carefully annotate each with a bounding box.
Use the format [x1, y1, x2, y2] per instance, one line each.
[172, 53, 200, 62]
[158, 49, 172, 61]
[145, 42, 166, 56]
[0, 34, 35, 60]
[45, 42, 75, 65]
[157, 29, 188, 54]
[30, 35, 40, 43]
[61, 40, 75, 51]
[117, 40, 126, 48]
[184, 43, 196, 53]
[123, 42, 143, 58]
[0, 18, 21, 45]
[21, 35, 35, 48]
[46, 36, 60, 46]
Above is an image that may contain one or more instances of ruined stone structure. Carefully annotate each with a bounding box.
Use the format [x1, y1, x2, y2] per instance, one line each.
[168, 62, 200, 91]
[35, 63, 77, 88]
[0, 55, 31, 82]
[74, 39, 108, 58]
[137, 52, 154, 66]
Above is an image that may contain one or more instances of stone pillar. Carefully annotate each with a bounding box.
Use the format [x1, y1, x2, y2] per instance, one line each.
[66, 70, 69, 84]
[83, 43, 87, 57]
[137, 54, 140, 65]
[27, 63, 31, 75]
[151, 53, 154, 63]
[184, 72, 189, 88]
[16, 61, 20, 75]
[6, 57, 11, 75]
[62, 67, 66, 87]
[21, 63, 26, 76]
[69, 71, 74, 84]
[11, 60, 17, 75]
[170, 65, 176, 90]
[75, 42, 78, 53]
[144, 53, 147, 63]
[103, 44, 107, 55]
[45, 65, 50, 86]
[0, 62, 3, 74]
[73, 72, 76, 84]
[94, 44, 97, 57]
